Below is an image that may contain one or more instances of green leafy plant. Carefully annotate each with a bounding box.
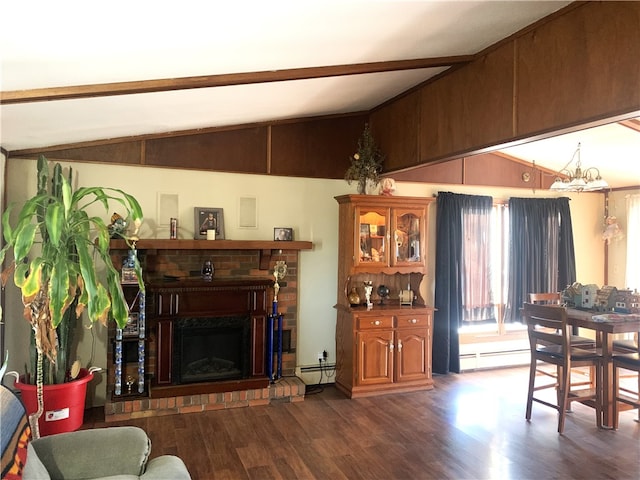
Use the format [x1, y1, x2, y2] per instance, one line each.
[0, 155, 144, 389]
[345, 123, 385, 194]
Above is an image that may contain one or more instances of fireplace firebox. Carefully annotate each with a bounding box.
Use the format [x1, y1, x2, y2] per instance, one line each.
[173, 316, 251, 384]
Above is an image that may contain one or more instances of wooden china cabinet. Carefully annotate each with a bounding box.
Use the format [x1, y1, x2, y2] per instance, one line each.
[334, 194, 435, 398]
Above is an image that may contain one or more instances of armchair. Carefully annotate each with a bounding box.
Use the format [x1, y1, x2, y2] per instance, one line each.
[1, 383, 191, 480]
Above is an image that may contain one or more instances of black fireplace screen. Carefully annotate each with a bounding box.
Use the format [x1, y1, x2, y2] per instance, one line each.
[173, 316, 251, 384]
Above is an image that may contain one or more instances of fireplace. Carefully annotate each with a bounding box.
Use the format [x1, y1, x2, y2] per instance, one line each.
[173, 316, 251, 384]
[147, 278, 274, 394]
[104, 247, 306, 418]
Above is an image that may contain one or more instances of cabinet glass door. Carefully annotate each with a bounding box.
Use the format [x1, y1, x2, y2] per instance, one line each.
[356, 207, 388, 267]
[393, 209, 423, 266]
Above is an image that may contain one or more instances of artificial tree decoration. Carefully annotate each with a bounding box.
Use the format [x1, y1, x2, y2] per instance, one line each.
[345, 123, 385, 194]
[0, 155, 143, 436]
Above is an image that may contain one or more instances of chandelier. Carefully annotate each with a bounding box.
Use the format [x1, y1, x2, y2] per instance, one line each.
[549, 142, 609, 192]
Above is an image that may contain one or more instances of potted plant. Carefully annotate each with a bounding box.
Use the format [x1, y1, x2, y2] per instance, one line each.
[0, 155, 143, 437]
[345, 123, 385, 194]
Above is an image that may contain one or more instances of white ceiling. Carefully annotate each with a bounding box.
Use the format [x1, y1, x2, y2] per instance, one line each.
[1, 1, 638, 188]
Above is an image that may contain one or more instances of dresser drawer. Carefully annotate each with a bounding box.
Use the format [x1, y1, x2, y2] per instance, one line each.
[357, 315, 394, 330]
[396, 314, 430, 329]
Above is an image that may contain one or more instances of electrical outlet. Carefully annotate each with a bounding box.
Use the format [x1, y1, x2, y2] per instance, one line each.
[317, 351, 324, 362]
[323, 350, 328, 360]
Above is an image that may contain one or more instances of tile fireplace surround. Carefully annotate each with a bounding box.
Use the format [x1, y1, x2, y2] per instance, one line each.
[106, 240, 311, 421]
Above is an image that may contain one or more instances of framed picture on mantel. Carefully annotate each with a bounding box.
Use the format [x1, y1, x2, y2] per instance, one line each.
[194, 207, 225, 240]
[274, 227, 293, 241]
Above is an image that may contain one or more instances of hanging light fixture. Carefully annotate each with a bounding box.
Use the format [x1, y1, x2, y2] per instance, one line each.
[549, 142, 609, 192]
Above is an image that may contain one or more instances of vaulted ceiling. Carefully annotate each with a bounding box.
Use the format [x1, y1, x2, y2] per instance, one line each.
[1, 1, 638, 188]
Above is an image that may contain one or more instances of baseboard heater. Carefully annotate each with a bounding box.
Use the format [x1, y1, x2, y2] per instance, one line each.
[460, 348, 529, 359]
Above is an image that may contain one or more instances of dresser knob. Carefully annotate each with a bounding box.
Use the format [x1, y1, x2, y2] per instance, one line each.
[372, 320, 381, 326]
[410, 318, 417, 324]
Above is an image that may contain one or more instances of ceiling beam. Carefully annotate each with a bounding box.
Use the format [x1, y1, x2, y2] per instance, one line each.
[619, 118, 640, 133]
[0, 55, 473, 105]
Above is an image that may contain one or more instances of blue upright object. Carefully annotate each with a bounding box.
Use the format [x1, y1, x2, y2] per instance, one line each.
[267, 299, 284, 383]
[277, 313, 283, 379]
[266, 310, 274, 382]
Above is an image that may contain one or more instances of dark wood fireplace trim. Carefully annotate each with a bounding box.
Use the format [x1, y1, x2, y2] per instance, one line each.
[148, 279, 272, 394]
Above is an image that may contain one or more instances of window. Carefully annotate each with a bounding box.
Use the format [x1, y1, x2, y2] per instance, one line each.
[627, 194, 640, 291]
[459, 204, 512, 335]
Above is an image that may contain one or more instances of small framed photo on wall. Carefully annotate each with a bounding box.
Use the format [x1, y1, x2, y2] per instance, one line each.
[194, 207, 225, 239]
[274, 227, 293, 241]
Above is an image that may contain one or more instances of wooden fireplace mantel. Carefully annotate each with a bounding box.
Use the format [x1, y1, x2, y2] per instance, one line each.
[109, 238, 313, 269]
[110, 239, 313, 250]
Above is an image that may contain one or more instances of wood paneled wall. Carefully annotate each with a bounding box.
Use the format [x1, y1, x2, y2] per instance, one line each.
[146, 127, 269, 173]
[392, 152, 556, 190]
[21, 115, 368, 181]
[270, 115, 366, 178]
[372, 1, 640, 171]
[12, 2, 640, 188]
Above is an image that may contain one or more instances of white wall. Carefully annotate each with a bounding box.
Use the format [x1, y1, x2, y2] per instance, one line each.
[2, 158, 349, 404]
[0, 151, 5, 366]
[2, 158, 604, 403]
[606, 189, 639, 289]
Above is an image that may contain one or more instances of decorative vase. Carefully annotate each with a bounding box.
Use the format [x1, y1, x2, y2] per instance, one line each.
[357, 178, 367, 195]
[348, 287, 361, 306]
[357, 178, 379, 195]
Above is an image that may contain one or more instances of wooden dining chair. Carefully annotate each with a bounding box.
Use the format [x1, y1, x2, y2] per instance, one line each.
[613, 332, 639, 353]
[612, 352, 640, 429]
[529, 292, 562, 305]
[524, 302, 603, 433]
[528, 293, 595, 347]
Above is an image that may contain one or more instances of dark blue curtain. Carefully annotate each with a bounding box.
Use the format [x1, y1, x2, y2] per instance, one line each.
[504, 197, 576, 322]
[433, 192, 493, 374]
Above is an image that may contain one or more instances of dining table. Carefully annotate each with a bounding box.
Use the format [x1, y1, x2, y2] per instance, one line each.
[566, 308, 640, 428]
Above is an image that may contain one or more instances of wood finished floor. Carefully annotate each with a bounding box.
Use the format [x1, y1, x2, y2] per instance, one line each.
[84, 366, 640, 480]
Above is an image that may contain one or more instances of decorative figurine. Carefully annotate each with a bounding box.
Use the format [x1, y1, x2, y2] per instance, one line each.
[602, 216, 623, 244]
[126, 375, 135, 394]
[273, 260, 288, 302]
[201, 260, 213, 281]
[364, 281, 373, 310]
[379, 177, 396, 196]
[108, 212, 127, 238]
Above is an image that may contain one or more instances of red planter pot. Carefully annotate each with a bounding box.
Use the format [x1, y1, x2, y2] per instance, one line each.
[15, 368, 94, 436]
